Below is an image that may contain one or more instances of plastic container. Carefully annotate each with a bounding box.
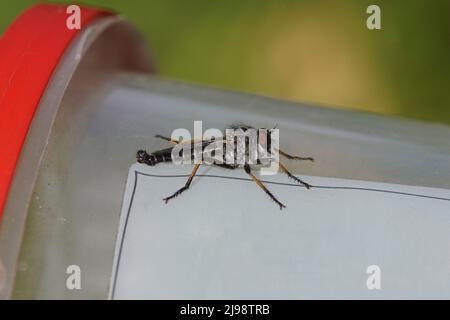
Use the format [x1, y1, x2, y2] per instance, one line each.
[1, 4, 450, 299]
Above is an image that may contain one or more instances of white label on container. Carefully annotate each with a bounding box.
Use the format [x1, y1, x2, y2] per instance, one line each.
[110, 163, 450, 299]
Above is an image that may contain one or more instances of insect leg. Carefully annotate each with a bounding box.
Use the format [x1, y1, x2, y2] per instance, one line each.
[244, 164, 286, 210]
[279, 162, 312, 189]
[155, 135, 211, 146]
[155, 135, 178, 144]
[276, 148, 314, 162]
[163, 163, 201, 203]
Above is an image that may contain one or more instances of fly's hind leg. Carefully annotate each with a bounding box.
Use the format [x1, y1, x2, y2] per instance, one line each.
[155, 135, 210, 145]
[163, 163, 200, 203]
[155, 135, 178, 144]
[244, 164, 286, 210]
[279, 162, 312, 189]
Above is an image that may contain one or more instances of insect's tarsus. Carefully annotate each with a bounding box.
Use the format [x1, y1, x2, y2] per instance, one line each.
[244, 164, 286, 210]
[279, 162, 312, 189]
[154, 134, 172, 142]
[163, 163, 201, 203]
[278, 148, 314, 162]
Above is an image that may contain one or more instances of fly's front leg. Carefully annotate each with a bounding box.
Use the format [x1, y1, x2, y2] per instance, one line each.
[277, 148, 314, 162]
[279, 162, 312, 189]
[163, 163, 201, 203]
[244, 164, 286, 210]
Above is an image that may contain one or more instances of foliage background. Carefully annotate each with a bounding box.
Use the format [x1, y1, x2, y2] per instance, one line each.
[1, 0, 449, 125]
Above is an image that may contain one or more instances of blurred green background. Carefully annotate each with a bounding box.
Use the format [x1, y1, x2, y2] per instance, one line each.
[1, 0, 449, 124]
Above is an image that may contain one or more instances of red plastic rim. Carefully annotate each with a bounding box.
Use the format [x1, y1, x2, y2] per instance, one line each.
[0, 4, 112, 220]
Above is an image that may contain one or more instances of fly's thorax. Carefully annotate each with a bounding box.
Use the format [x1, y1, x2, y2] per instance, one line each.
[222, 127, 278, 166]
[167, 126, 279, 166]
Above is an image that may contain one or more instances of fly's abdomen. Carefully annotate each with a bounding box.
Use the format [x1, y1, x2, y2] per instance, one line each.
[136, 150, 172, 166]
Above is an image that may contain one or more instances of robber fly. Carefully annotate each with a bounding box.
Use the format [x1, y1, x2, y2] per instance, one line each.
[136, 124, 314, 210]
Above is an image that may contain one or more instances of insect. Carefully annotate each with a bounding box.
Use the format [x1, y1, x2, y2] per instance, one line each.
[136, 124, 314, 210]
